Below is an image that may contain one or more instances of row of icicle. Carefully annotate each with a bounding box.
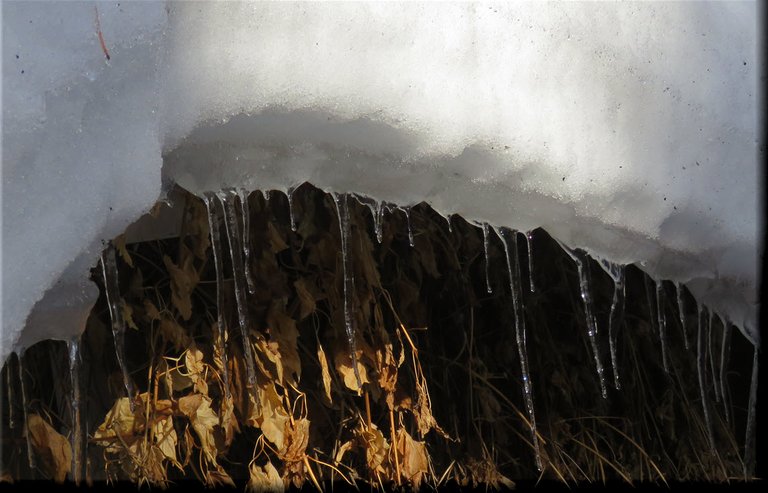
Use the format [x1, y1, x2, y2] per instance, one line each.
[1, 187, 758, 481]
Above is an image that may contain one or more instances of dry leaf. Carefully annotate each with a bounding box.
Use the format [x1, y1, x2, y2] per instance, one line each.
[395, 428, 429, 489]
[334, 347, 369, 393]
[163, 253, 199, 321]
[219, 393, 240, 448]
[114, 234, 134, 268]
[247, 383, 289, 452]
[205, 466, 236, 488]
[159, 315, 192, 351]
[144, 299, 161, 321]
[27, 414, 71, 483]
[293, 279, 316, 320]
[121, 301, 139, 331]
[317, 343, 333, 404]
[360, 423, 390, 476]
[267, 222, 288, 253]
[178, 394, 220, 465]
[153, 415, 181, 470]
[264, 308, 302, 384]
[247, 461, 284, 493]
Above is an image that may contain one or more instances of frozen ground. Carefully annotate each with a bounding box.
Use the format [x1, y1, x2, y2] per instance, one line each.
[1, 1, 761, 363]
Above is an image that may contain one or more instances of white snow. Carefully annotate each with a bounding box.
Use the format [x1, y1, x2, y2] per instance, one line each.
[1, 1, 761, 363]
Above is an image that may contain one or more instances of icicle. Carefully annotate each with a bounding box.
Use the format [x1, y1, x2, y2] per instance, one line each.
[287, 186, 298, 232]
[332, 193, 363, 390]
[18, 352, 37, 472]
[675, 282, 689, 351]
[597, 259, 626, 391]
[524, 231, 536, 293]
[264, 189, 272, 201]
[656, 280, 670, 374]
[696, 306, 717, 452]
[707, 311, 721, 403]
[237, 189, 256, 294]
[497, 227, 542, 471]
[644, 274, 657, 335]
[376, 202, 385, 243]
[558, 241, 608, 398]
[202, 193, 231, 394]
[101, 244, 135, 407]
[68, 338, 83, 484]
[447, 214, 453, 233]
[719, 319, 732, 425]
[743, 345, 758, 478]
[482, 223, 493, 294]
[403, 207, 414, 247]
[217, 190, 258, 389]
[6, 353, 16, 430]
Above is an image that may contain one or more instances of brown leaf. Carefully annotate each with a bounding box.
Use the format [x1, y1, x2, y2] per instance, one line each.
[247, 461, 284, 493]
[395, 428, 429, 489]
[121, 301, 139, 331]
[293, 279, 316, 320]
[159, 315, 192, 351]
[27, 414, 71, 483]
[334, 347, 369, 393]
[247, 383, 289, 452]
[178, 394, 220, 465]
[219, 393, 240, 448]
[317, 343, 333, 404]
[360, 423, 390, 476]
[163, 253, 199, 321]
[153, 415, 181, 470]
[264, 307, 302, 384]
[144, 299, 161, 321]
[267, 221, 288, 253]
[114, 234, 134, 268]
[205, 465, 236, 488]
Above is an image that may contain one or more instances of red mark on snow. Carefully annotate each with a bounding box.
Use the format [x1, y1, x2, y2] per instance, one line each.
[94, 6, 110, 61]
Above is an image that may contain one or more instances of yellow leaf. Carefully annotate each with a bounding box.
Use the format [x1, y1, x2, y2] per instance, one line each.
[121, 301, 139, 331]
[317, 343, 333, 404]
[163, 253, 199, 321]
[247, 383, 289, 452]
[178, 394, 220, 465]
[219, 393, 240, 448]
[247, 461, 284, 493]
[159, 316, 192, 350]
[184, 345, 206, 381]
[27, 414, 71, 483]
[114, 234, 134, 268]
[282, 418, 310, 463]
[153, 415, 181, 470]
[334, 347, 369, 393]
[293, 279, 316, 320]
[395, 428, 429, 489]
[360, 423, 390, 476]
[267, 222, 288, 253]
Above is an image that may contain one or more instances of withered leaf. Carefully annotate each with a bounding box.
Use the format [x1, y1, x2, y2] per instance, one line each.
[114, 234, 134, 268]
[247, 383, 289, 452]
[334, 347, 369, 393]
[178, 394, 220, 465]
[163, 253, 199, 321]
[247, 461, 284, 493]
[293, 279, 316, 320]
[317, 343, 333, 404]
[121, 301, 139, 331]
[27, 414, 71, 483]
[267, 222, 288, 253]
[395, 428, 429, 489]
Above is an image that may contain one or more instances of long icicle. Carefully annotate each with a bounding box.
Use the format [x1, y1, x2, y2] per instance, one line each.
[101, 244, 135, 407]
[403, 207, 414, 247]
[203, 193, 231, 395]
[18, 352, 36, 473]
[498, 227, 542, 471]
[743, 344, 758, 479]
[332, 193, 363, 390]
[525, 230, 536, 293]
[287, 186, 298, 232]
[644, 274, 657, 336]
[482, 223, 492, 294]
[697, 306, 716, 452]
[67, 338, 83, 484]
[218, 190, 258, 390]
[656, 280, 670, 374]
[6, 353, 16, 430]
[707, 311, 721, 403]
[376, 201, 386, 243]
[598, 259, 626, 391]
[237, 189, 256, 294]
[675, 282, 689, 350]
[559, 242, 608, 398]
[446, 214, 453, 233]
[719, 319, 732, 425]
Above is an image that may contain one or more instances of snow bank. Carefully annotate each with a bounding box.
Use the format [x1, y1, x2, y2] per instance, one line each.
[1, 1, 761, 362]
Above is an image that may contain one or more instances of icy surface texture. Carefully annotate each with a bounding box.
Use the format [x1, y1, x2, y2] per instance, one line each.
[1, 1, 761, 363]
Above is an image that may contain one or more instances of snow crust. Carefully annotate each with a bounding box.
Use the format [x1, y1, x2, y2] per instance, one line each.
[1, 1, 761, 362]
